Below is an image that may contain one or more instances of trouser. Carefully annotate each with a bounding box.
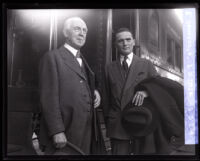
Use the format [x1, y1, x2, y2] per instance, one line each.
[111, 138, 134, 155]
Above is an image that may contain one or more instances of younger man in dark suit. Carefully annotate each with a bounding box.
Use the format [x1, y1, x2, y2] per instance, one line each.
[104, 28, 158, 155]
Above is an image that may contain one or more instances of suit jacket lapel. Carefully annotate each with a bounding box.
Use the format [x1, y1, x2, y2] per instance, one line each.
[81, 55, 95, 96]
[59, 46, 87, 80]
[108, 61, 126, 103]
[123, 55, 141, 93]
[81, 56, 94, 77]
[121, 55, 141, 109]
[116, 61, 126, 90]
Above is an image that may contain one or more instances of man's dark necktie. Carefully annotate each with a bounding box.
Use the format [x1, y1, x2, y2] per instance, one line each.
[76, 51, 87, 79]
[122, 55, 129, 77]
[76, 51, 82, 67]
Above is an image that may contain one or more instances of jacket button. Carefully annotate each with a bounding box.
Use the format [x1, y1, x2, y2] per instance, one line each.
[170, 136, 176, 143]
[80, 80, 83, 83]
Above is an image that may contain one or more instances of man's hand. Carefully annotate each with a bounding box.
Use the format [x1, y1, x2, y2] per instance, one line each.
[94, 90, 101, 108]
[132, 91, 148, 106]
[52, 132, 67, 149]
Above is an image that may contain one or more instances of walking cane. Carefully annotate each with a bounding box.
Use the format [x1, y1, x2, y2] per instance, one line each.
[53, 141, 85, 155]
[66, 141, 85, 155]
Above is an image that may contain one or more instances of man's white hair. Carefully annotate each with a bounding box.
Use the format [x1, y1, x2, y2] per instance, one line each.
[63, 17, 87, 32]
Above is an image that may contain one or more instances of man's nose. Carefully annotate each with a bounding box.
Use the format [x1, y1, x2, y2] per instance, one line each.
[78, 29, 85, 36]
[123, 40, 128, 45]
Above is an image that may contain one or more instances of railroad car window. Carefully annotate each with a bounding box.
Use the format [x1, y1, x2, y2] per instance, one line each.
[175, 43, 182, 72]
[149, 10, 159, 51]
[167, 36, 174, 66]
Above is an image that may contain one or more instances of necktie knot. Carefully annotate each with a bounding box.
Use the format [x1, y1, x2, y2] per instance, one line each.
[123, 55, 128, 68]
[124, 55, 128, 61]
[76, 51, 81, 58]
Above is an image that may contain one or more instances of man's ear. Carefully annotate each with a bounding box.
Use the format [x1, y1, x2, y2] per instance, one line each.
[63, 29, 68, 38]
[133, 39, 136, 46]
[114, 41, 117, 47]
[115, 39, 118, 48]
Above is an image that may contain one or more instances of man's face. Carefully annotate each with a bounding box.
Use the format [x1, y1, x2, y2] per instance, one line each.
[64, 19, 88, 49]
[115, 31, 135, 56]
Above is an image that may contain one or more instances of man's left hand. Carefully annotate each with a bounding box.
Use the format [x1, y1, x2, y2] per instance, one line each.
[132, 91, 148, 106]
[94, 90, 101, 108]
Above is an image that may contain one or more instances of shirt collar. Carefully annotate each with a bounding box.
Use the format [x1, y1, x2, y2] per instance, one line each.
[120, 52, 134, 67]
[64, 43, 79, 57]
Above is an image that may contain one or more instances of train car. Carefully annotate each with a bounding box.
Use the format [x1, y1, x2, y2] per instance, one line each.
[6, 9, 183, 155]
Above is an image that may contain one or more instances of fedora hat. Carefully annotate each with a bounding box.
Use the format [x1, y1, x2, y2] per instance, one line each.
[121, 98, 158, 138]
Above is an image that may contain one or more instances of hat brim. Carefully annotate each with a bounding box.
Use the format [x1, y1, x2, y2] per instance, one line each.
[121, 99, 158, 137]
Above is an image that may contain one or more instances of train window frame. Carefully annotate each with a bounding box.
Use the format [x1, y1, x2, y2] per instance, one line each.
[166, 33, 183, 73]
[166, 34, 174, 67]
[148, 9, 160, 55]
[174, 41, 182, 72]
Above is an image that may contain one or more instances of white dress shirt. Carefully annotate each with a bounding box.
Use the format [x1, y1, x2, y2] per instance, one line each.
[120, 52, 134, 68]
[64, 43, 82, 66]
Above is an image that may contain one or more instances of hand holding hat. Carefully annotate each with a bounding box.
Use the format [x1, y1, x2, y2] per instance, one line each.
[121, 98, 158, 138]
[132, 91, 148, 106]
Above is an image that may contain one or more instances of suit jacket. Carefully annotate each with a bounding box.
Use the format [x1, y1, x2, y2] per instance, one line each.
[38, 45, 95, 154]
[105, 54, 158, 140]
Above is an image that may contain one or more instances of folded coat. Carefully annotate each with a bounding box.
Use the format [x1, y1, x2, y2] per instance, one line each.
[125, 76, 184, 154]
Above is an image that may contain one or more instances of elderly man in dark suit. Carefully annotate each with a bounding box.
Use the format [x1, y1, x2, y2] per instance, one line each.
[104, 28, 158, 155]
[39, 17, 101, 155]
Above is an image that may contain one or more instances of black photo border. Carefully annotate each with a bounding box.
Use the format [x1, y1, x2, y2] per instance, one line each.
[2, 0, 199, 160]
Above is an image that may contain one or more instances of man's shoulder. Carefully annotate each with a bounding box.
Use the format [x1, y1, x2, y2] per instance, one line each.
[134, 55, 148, 62]
[107, 61, 119, 70]
[108, 60, 119, 66]
[137, 56, 154, 65]
[42, 46, 64, 59]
